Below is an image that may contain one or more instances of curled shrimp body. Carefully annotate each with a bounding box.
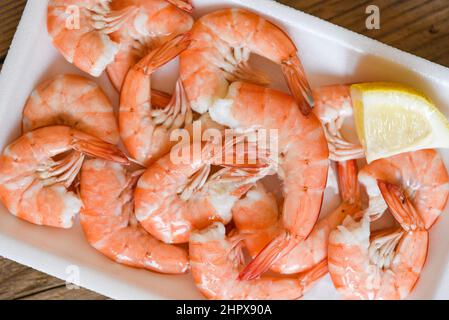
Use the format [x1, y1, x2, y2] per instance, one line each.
[233, 161, 360, 275]
[209, 82, 329, 280]
[80, 159, 189, 273]
[232, 182, 280, 257]
[312, 85, 364, 161]
[23, 74, 119, 144]
[48, 0, 122, 77]
[134, 140, 268, 244]
[0, 126, 128, 228]
[120, 35, 192, 166]
[47, 0, 192, 82]
[358, 149, 449, 227]
[180, 8, 314, 116]
[106, 0, 193, 90]
[189, 222, 328, 300]
[328, 180, 429, 300]
[272, 160, 360, 274]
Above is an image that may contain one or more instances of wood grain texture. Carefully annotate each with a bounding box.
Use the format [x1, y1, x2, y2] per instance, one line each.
[0, 256, 107, 300]
[0, 0, 448, 300]
[0, 0, 26, 63]
[279, 0, 449, 67]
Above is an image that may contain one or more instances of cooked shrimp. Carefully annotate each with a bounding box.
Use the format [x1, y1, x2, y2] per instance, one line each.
[48, 0, 122, 76]
[22, 74, 119, 144]
[208, 82, 329, 280]
[47, 0, 192, 83]
[312, 85, 364, 161]
[151, 88, 172, 109]
[134, 139, 271, 244]
[272, 160, 361, 274]
[358, 149, 449, 227]
[120, 34, 192, 166]
[232, 182, 280, 257]
[180, 8, 314, 116]
[80, 159, 189, 273]
[0, 126, 129, 228]
[189, 222, 328, 300]
[233, 160, 360, 275]
[328, 180, 429, 300]
[106, 0, 193, 90]
[166, 0, 193, 13]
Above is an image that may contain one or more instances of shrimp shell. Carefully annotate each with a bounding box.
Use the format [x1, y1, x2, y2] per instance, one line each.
[0, 126, 128, 228]
[80, 159, 189, 273]
[22, 74, 119, 144]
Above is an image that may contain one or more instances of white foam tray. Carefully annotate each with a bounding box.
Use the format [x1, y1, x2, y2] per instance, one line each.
[1, 0, 449, 300]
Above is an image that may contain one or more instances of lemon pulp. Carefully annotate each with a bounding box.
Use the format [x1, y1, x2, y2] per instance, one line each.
[351, 82, 449, 163]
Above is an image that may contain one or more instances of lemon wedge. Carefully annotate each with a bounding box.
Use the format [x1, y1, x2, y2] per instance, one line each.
[351, 82, 449, 163]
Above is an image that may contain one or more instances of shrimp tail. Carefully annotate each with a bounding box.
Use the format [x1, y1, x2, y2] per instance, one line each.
[72, 135, 130, 165]
[136, 33, 191, 75]
[337, 160, 360, 204]
[167, 0, 194, 13]
[151, 89, 172, 108]
[238, 231, 296, 280]
[281, 55, 314, 115]
[377, 180, 425, 231]
[298, 259, 328, 290]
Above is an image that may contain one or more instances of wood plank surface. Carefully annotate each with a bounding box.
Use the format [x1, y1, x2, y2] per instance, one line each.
[0, 257, 104, 299]
[0, 0, 448, 300]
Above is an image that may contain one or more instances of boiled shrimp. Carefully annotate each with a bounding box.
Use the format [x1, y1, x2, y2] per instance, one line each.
[328, 180, 429, 300]
[189, 222, 328, 300]
[233, 160, 360, 275]
[312, 85, 364, 161]
[106, 0, 193, 90]
[358, 149, 449, 226]
[22, 74, 119, 144]
[120, 34, 192, 166]
[180, 8, 314, 116]
[232, 182, 280, 257]
[208, 82, 329, 280]
[166, 0, 193, 13]
[0, 126, 128, 228]
[134, 139, 271, 244]
[80, 159, 189, 273]
[47, 0, 192, 84]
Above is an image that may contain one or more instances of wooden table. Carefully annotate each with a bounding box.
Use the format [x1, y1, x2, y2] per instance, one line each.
[1, 0, 448, 300]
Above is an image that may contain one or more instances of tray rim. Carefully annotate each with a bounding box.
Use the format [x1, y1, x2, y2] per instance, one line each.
[1, 0, 449, 300]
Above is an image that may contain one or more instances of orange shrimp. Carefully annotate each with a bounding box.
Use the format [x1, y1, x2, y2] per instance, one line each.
[232, 182, 280, 257]
[22, 74, 119, 144]
[134, 139, 271, 244]
[189, 222, 328, 300]
[208, 82, 329, 280]
[328, 180, 429, 300]
[0, 126, 128, 228]
[47, 0, 192, 82]
[358, 149, 449, 227]
[180, 8, 314, 116]
[80, 159, 189, 273]
[233, 160, 360, 275]
[48, 0, 123, 77]
[272, 160, 361, 274]
[106, 0, 193, 90]
[166, 0, 193, 13]
[120, 34, 192, 166]
[312, 85, 364, 161]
